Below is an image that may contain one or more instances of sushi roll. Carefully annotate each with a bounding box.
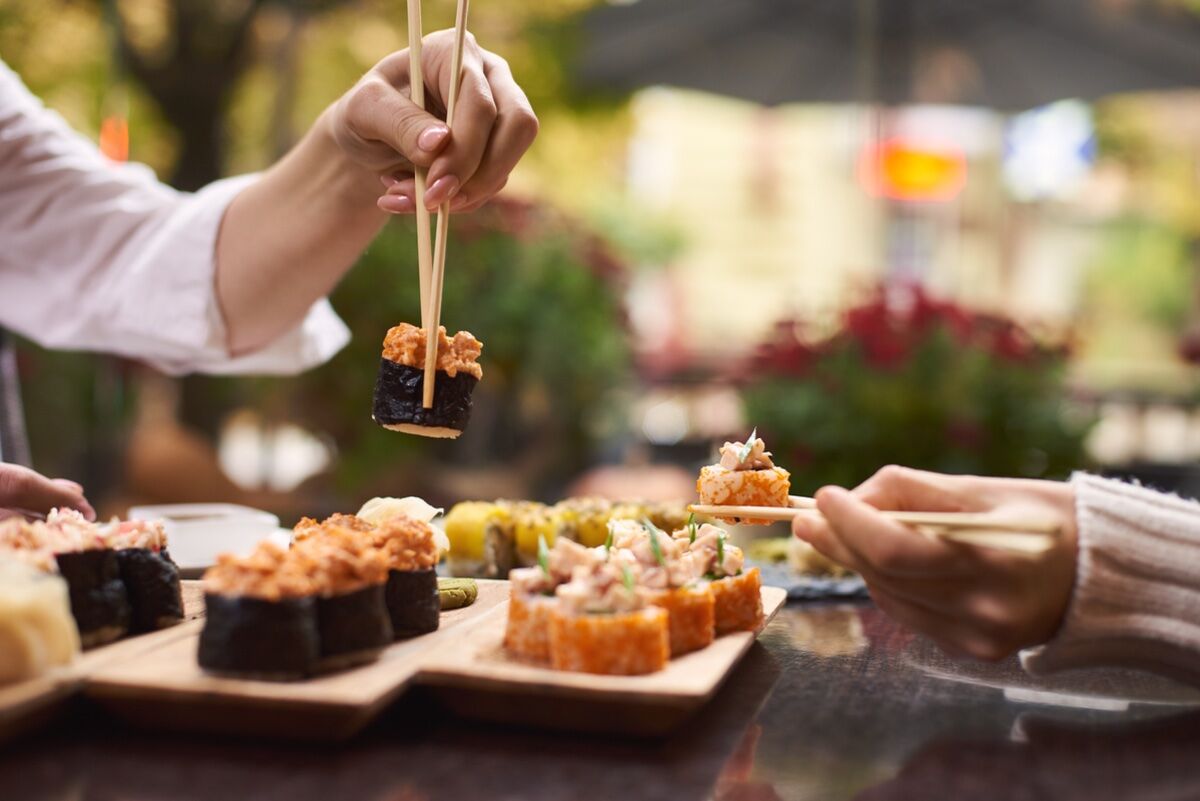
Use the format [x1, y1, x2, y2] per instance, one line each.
[291, 527, 393, 671]
[444, 501, 508, 577]
[0, 559, 81, 684]
[482, 501, 527, 579]
[513, 502, 561, 567]
[198, 543, 320, 680]
[678, 523, 764, 635]
[549, 556, 669, 675]
[105, 519, 183, 633]
[42, 510, 131, 648]
[696, 430, 791, 525]
[610, 519, 715, 656]
[505, 537, 601, 663]
[372, 322, 483, 439]
[366, 514, 442, 637]
[555, 497, 614, 548]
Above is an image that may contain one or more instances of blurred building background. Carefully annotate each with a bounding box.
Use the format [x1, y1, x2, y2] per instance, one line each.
[2, 0, 1200, 521]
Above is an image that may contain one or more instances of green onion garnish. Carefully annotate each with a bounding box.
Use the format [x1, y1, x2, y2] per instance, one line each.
[537, 533, 550, 576]
[642, 518, 666, 566]
[621, 563, 635, 592]
[737, 427, 758, 464]
[604, 520, 615, 553]
[716, 530, 726, 568]
[687, 512, 697, 544]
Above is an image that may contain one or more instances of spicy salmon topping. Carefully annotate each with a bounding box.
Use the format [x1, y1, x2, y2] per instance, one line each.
[381, 323, 483, 380]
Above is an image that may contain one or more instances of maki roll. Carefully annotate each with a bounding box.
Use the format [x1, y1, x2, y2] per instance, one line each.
[43, 510, 130, 648]
[366, 515, 441, 637]
[199, 543, 320, 680]
[610, 519, 715, 657]
[697, 430, 791, 525]
[444, 501, 508, 577]
[549, 556, 669, 676]
[106, 520, 183, 633]
[482, 501, 523, 579]
[292, 528, 393, 671]
[0, 559, 80, 684]
[678, 523, 764, 635]
[372, 322, 483, 439]
[505, 537, 601, 663]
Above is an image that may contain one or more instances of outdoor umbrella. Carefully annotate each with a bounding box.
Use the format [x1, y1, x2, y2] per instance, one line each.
[578, 0, 1200, 109]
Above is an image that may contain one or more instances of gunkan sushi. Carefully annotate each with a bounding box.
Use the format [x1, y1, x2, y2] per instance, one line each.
[39, 510, 131, 648]
[291, 527, 393, 671]
[106, 519, 183, 633]
[199, 543, 321, 679]
[368, 514, 441, 637]
[0, 559, 81, 684]
[696, 430, 791, 525]
[372, 322, 482, 439]
[677, 523, 763, 635]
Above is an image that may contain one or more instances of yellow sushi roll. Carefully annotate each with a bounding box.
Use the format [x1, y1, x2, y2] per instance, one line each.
[514, 503, 559, 565]
[444, 502, 508, 576]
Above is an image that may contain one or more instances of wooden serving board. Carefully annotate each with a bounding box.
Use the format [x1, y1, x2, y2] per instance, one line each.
[84, 580, 511, 740]
[0, 580, 207, 742]
[81, 582, 785, 740]
[417, 586, 787, 736]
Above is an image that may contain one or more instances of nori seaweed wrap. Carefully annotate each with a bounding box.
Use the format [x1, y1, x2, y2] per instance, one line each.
[199, 593, 320, 680]
[116, 547, 184, 633]
[372, 359, 478, 437]
[55, 549, 130, 648]
[385, 568, 440, 637]
[315, 584, 393, 671]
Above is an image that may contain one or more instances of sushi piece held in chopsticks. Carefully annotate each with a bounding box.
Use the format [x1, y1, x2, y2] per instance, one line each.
[198, 543, 320, 680]
[105, 519, 184, 633]
[610, 518, 714, 657]
[505, 536, 602, 664]
[372, 323, 482, 439]
[292, 527, 393, 671]
[676, 522, 763, 635]
[548, 554, 669, 676]
[696, 429, 791, 525]
[0, 559, 81, 684]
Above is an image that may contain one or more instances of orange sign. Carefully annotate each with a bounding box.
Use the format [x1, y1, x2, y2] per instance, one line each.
[858, 139, 967, 202]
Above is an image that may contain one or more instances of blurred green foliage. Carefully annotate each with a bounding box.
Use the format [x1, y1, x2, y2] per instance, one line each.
[742, 285, 1093, 494]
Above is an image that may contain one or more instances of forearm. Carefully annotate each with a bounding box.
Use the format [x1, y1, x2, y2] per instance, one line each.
[215, 109, 387, 355]
[1022, 473, 1200, 684]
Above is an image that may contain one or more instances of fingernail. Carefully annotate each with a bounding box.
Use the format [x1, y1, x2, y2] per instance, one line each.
[378, 194, 415, 214]
[379, 174, 400, 189]
[425, 175, 460, 207]
[418, 126, 449, 152]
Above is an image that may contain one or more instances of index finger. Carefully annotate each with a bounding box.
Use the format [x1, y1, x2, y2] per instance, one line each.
[817, 485, 973, 577]
[853, 465, 980, 513]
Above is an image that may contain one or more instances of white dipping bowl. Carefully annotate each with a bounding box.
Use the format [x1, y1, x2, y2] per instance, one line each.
[127, 503, 287, 574]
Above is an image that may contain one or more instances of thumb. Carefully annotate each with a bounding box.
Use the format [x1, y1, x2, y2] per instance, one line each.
[345, 78, 450, 168]
[0, 465, 94, 520]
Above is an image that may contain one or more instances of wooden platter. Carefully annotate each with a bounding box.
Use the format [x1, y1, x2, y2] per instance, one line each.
[11, 580, 784, 741]
[84, 580, 511, 740]
[0, 580, 207, 742]
[417, 586, 788, 736]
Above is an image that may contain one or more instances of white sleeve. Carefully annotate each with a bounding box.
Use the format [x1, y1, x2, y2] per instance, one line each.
[0, 59, 349, 376]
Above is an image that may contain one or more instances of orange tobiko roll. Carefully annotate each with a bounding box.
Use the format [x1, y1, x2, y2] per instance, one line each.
[711, 568, 764, 635]
[696, 432, 790, 525]
[548, 606, 669, 676]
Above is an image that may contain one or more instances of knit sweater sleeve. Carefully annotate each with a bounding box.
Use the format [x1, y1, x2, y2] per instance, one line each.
[1021, 472, 1200, 684]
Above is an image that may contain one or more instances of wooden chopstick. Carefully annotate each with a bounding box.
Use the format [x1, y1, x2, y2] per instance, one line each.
[406, 0, 433, 331]
[421, 0, 470, 409]
[690, 504, 1060, 534]
[688, 503, 1059, 557]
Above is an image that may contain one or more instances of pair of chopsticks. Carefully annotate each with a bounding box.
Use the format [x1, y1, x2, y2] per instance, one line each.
[407, 0, 471, 409]
[688, 496, 1060, 556]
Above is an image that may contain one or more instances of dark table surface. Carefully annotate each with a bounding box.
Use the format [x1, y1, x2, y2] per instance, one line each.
[5, 601, 1200, 801]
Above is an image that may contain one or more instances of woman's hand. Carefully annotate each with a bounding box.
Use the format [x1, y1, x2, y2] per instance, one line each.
[328, 29, 538, 215]
[792, 466, 1078, 661]
[0, 463, 94, 521]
